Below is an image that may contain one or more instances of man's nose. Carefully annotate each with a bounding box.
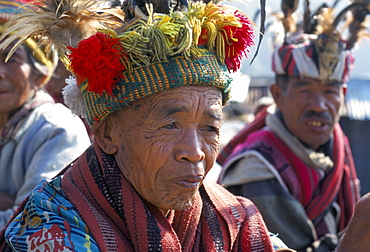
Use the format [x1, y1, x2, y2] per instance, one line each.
[174, 129, 205, 163]
[308, 93, 327, 112]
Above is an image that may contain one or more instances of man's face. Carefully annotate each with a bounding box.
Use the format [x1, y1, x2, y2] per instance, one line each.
[109, 86, 223, 215]
[273, 77, 344, 150]
[0, 44, 37, 116]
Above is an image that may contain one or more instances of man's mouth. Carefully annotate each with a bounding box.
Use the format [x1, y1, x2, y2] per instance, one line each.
[174, 175, 203, 189]
[306, 119, 331, 133]
[176, 180, 201, 189]
[308, 120, 323, 127]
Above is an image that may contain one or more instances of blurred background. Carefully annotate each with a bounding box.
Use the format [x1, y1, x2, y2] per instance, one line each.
[215, 0, 370, 195]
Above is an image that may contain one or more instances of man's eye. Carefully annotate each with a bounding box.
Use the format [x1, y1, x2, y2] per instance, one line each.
[326, 89, 339, 95]
[298, 89, 309, 94]
[203, 125, 219, 133]
[163, 122, 177, 129]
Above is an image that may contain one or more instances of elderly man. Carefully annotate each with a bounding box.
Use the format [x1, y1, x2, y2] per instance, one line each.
[0, 0, 294, 251]
[0, 0, 91, 229]
[217, 3, 363, 252]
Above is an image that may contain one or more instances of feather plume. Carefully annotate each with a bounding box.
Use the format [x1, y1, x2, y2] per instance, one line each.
[304, 2, 329, 34]
[314, 6, 336, 35]
[0, 0, 126, 64]
[281, 0, 299, 33]
[346, 1, 370, 49]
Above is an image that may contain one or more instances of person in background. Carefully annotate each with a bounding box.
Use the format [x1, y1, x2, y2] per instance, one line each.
[0, 0, 91, 229]
[45, 60, 94, 140]
[0, 0, 296, 251]
[217, 1, 367, 251]
[44, 60, 71, 104]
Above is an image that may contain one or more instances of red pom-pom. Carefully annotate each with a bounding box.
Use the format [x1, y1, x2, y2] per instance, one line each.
[223, 12, 255, 72]
[68, 32, 127, 95]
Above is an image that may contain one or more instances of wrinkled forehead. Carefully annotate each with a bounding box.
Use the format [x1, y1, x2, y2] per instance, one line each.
[144, 86, 222, 108]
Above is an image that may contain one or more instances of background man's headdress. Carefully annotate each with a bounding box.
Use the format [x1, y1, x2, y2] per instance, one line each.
[0, 0, 57, 85]
[270, 0, 370, 83]
[0, 0, 256, 124]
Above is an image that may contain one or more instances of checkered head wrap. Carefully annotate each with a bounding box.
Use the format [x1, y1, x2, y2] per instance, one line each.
[270, 0, 370, 84]
[272, 32, 354, 83]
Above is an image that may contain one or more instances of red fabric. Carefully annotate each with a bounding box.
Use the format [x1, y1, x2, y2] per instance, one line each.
[61, 142, 274, 251]
[68, 32, 127, 95]
[219, 110, 360, 234]
[246, 130, 321, 207]
[223, 11, 255, 72]
[217, 106, 269, 166]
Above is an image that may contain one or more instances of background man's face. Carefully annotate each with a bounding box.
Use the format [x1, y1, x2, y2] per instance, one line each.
[110, 86, 223, 215]
[274, 77, 344, 150]
[0, 44, 36, 117]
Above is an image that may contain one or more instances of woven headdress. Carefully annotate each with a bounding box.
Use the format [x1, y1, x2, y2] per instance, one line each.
[0, 0, 57, 85]
[271, 0, 370, 83]
[0, 0, 255, 124]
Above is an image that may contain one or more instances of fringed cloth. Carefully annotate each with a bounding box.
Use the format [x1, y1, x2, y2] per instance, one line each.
[61, 142, 274, 251]
[217, 106, 359, 235]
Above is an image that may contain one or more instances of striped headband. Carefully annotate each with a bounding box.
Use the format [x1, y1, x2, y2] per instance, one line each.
[272, 33, 354, 83]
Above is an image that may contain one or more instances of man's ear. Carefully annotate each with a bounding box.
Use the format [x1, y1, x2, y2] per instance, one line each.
[92, 118, 118, 154]
[269, 83, 283, 108]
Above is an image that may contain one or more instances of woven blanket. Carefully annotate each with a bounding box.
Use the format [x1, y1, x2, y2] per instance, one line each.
[60, 143, 274, 251]
[218, 108, 359, 234]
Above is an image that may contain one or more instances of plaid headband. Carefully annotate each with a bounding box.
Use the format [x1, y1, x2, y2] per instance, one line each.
[272, 33, 354, 83]
[66, 50, 232, 124]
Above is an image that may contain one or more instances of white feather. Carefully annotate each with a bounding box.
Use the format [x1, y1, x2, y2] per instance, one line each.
[62, 76, 87, 118]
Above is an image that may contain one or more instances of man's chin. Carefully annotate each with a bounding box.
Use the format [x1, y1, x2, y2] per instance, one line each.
[158, 196, 196, 212]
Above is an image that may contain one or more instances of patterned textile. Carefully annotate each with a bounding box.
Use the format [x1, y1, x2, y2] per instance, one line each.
[271, 33, 354, 84]
[217, 106, 269, 166]
[3, 177, 97, 251]
[1, 143, 275, 251]
[228, 128, 358, 233]
[0, 89, 91, 229]
[81, 52, 232, 124]
[218, 108, 359, 239]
